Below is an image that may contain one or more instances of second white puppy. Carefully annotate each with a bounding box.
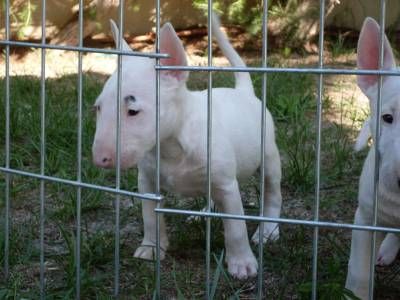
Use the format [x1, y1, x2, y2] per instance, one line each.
[346, 17, 400, 299]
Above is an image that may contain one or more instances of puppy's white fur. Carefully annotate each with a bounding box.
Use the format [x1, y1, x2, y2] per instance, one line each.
[346, 17, 400, 299]
[92, 14, 282, 279]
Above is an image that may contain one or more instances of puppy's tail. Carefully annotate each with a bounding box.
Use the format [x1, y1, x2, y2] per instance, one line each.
[354, 118, 371, 152]
[211, 12, 254, 94]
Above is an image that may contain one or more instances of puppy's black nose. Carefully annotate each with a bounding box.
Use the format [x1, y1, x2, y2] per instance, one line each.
[398, 179, 400, 189]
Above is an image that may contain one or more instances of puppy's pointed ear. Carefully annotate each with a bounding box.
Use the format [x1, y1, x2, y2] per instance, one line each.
[357, 17, 396, 94]
[159, 22, 188, 82]
[109, 19, 132, 52]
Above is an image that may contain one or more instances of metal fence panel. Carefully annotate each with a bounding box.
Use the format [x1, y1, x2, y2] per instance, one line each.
[2, 0, 399, 299]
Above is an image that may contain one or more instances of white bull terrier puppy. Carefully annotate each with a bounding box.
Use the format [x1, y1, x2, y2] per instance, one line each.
[346, 17, 400, 299]
[91, 14, 282, 279]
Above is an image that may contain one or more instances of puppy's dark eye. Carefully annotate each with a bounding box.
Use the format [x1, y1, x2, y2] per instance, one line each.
[124, 95, 136, 102]
[128, 109, 140, 117]
[382, 114, 393, 124]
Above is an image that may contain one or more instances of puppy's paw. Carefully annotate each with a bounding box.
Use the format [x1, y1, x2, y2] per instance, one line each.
[226, 253, 258, 280]
[376, 246, 398, 266]
[376, 253, 395, 266]
[134, 244, 166, 261]
[251, 223, 279, 244]
[376, 234, 400, 266]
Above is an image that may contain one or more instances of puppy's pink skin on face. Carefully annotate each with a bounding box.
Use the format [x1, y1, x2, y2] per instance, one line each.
[346, 17, 400, 299]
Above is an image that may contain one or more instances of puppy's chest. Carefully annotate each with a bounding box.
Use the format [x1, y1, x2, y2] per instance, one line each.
[159, 155, 207, 197]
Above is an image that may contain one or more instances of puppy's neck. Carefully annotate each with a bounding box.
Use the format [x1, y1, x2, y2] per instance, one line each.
[160, 137, 184, 160]
[153, 83, 189, 154]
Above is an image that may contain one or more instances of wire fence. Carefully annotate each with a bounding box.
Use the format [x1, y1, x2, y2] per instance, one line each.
[2, 0, 400, 299]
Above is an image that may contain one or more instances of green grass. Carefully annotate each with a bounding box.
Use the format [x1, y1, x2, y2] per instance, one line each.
[0, 59, 399, 299]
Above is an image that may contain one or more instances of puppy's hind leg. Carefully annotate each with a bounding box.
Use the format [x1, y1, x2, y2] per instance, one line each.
[213, 180, 258, 280]
[252, 135, 282, 244]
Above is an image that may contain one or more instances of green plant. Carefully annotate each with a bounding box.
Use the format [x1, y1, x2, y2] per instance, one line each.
[8, 0, 38, 40]
[330, 32, 355, 61]
[297, 235, 358, 300]
[254, 71, 317, 192]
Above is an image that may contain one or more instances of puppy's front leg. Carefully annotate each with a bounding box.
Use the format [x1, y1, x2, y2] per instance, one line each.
[213, 180, 258, 280]
[134, 171, 169, 260]
[346, 208, 383, 300]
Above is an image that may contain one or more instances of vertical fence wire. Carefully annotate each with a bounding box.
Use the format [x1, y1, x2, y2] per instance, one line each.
[3, 0, 11, 281]
[369, 1, 386, 298]
[39, 1, 47, 298]
[155, 0, 162, 297]
[311, 0, 325, 299]
[205, 1, 213, 298]
[75, 0, 84, 297]
[113, 0, 125, 296]
[257, 0, 269, 298]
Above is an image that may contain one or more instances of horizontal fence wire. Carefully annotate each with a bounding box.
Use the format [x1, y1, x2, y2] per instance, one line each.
[156, 65, 400, 75]
[155, 208, 400, 234]
[0, 40, 168, 58]
[0, 167, 162, 201]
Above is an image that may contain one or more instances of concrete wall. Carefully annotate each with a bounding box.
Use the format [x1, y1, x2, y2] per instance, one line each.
[1, 0, 207, 40]
[326, 0, 400, 30]
[1, 0, 399, 41]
